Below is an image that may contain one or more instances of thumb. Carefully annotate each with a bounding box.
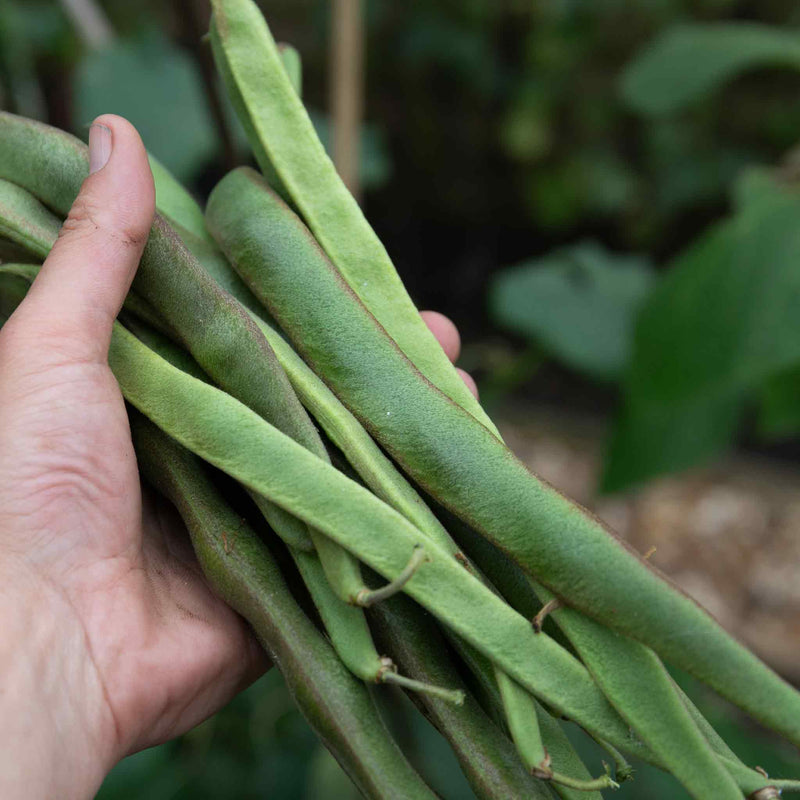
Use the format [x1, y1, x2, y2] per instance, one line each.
[15, 114, 155, 364]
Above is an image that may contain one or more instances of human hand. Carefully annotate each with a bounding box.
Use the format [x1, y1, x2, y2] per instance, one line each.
[0, 115, 476, 800]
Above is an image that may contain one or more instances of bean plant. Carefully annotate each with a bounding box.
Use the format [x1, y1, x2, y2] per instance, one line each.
[0, 1, 798, 797]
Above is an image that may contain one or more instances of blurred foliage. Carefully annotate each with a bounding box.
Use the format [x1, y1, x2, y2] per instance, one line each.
[75, 28, 219, 181]
[487, 11, 800, 492]
[604, 174, 800, 490]
[490, 241, 655, 381]
[759, 363, 800, 438]
[621, 23, 800, 117]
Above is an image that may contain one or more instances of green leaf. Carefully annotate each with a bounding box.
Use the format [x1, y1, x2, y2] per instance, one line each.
[602, 387, 745, 493]
[731, 165, 800, 212]
[74, 29, 218, 182]
[621, 23, 800, 117]
[489, 241, 656, 381]
[757, 364, 800, 438]
[604, 186, 800, 490]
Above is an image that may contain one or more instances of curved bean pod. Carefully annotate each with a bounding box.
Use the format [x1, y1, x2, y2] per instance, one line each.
[0, 177, 60, 259]
[433, 628, 608, 800]
[369, 594, 556, 800]
[102, 320, 649, 755]
[540, 587, 742, 799]
[0, 112, 382, 607]
[205, 166, 800, 746]
[496, 671, 618, 793]
[431, 516, 745, 797]
[445, 509, 797, 796]
[147, 152, 211, 243]
[208, 0, 497, 436]
[119, 292, 446, 696]
[129, 412, 439, 800]
[170, 233, 460, 553]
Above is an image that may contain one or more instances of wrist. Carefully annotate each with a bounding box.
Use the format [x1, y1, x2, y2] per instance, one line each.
[0, 557, 118, 800]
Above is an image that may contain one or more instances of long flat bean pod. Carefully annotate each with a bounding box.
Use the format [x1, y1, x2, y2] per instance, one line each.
[169, 230, 464, 551]
[0, 177, 61, 259]
[0, 112, 382, 609]
[208, 0, 497, 437]
[369, 594, 556, 800]
[205, 166, 800, 746]
[540, 589, 742, 799]
[414, 616, 613, 800]
[98, 319, 653, 757]
[129, 412, 439, 800]
[441, 498, 793, 796]
[316, 393, 614, 791]
[147, 152, 212, 243]
[325, 437, 601, 793]
[117, 283, 448, 698]
[496, 670, 618, 793]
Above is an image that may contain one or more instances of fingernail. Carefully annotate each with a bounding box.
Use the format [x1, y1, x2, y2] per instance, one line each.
[89, 123, 112, 174]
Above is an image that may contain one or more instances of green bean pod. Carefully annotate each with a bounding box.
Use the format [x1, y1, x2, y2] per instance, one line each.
[0, 177, 61, 259]
[369, 594, 556, 800]
[128, 412, 439, 800]
[173, 236, 460, 552]
[211, 26, 465, 550]
[496, 671, 619, 794]
[436, 629, 609, 800]
[208, 0, 496, 437]
[540, 587, 742, 799]
[205, 166, 800, 746]
[96, 318, 652, 755]
[0, 112, 388, 607]
[446, 515, 800, 796]
[431, 511, 747, 797]
[118, 288, 452, 699]
[147, 152, 212, 243]
[309, 380, 613, 791]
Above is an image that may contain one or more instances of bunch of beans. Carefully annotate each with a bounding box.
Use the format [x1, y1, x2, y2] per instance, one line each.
[0, 2, 799, 797]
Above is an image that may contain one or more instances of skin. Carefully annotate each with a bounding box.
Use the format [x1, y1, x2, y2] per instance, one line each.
[0, 114, 473, 800]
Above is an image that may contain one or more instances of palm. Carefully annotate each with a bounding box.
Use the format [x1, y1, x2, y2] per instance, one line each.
[0, 351, 262, 756]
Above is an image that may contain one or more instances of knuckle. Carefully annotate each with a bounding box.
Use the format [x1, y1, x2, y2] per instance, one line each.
[60, 193, 149, 251]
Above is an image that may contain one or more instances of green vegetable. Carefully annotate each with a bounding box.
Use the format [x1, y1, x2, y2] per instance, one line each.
[205, 165, 800, 748]
[129, 412, 439, 800]
[208, 0, 496, 435]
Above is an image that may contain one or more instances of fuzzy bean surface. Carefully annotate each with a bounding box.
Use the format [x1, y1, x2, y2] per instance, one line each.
[205, 167, 800, 746]
[208, 0, 497, 435]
